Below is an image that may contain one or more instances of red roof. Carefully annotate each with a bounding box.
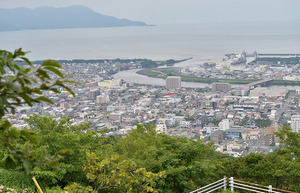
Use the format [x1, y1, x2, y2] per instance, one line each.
[165, 93, 176, 96]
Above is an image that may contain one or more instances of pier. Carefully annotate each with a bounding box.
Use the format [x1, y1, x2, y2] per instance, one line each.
[226, 51, 300, 60]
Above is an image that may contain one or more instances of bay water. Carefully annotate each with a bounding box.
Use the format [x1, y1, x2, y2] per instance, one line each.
[1, 21, 300, 88]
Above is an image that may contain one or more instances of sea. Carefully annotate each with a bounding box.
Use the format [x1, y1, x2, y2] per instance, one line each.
[1, 21, 300, 61]
[1, 21, 300, 88]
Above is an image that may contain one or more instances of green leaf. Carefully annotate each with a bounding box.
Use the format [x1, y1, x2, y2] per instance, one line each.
[40, 83, 49, 90]
[13, 48, 26, 58]
[49, 87, 60, 93]
[35, 96, 54, 104]
[64, 80, 80, 84]
[55, 81, 75, 97]
[8, 82, 22, 92]
[14, 64, 21, 71]
[23, 159, 32, 175]
[3, 154, 18, 169]
[36, 68, 51, 80]
[20, 56, 33, 66]
[43, 66, 64, 78]
[20, 94, 33, 106]
[42, 60, 62, 68]
[5, 75, 16, 82]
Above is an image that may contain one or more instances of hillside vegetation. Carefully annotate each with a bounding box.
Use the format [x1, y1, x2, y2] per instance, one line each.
[0, 116, 299, 192]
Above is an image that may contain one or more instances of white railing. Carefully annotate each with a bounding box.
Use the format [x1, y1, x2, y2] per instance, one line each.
[190, 176, 227, 193]
[190, 176, 296, 193]
[229, 177, 296, 193]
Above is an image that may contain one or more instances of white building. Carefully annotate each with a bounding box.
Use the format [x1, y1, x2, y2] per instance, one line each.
[291, 115, 300, 133]
[96, 93, 110, 104]
[219, 119, 230, 131]
[180, 121, 191, 128]
[156, 118, 168, 134]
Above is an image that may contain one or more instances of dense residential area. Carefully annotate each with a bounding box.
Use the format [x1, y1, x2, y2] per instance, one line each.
[5, 55, 300, 158]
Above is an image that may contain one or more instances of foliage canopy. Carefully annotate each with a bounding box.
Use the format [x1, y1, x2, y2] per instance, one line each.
[0, 48, 77, 174]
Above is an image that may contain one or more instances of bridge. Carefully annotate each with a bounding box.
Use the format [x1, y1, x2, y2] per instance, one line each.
[240, 79, 273, 94]
[246, 78, 273, 87]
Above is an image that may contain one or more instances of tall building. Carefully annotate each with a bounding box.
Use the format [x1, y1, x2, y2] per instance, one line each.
[96, 93, 110, 104]
[264, 134, 274, 146]
[265, 124, 281, 145]
[291, 115, 300, 133]
[156, 118, 168, 134]
[166, 76, 181, 89]
[88, 90, 100, 100]
[212, 83, 231, 92]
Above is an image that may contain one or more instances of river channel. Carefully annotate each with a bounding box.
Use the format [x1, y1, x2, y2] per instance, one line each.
[113, 57, 300, 90]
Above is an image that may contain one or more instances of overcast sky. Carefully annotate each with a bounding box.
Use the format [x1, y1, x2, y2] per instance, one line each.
[0, 0, 299, 24]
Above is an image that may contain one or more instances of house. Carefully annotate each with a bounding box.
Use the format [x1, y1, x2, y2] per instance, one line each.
[226, 129, 242, 139]
[211, 130, 225, 143]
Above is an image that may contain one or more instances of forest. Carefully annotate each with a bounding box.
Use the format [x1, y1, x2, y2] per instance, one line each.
[0, 117, 299, 192]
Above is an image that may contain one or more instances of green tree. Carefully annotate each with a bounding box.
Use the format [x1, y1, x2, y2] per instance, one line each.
[66, 153, 164, 193]
[0, 49, 76, 173]
[254, 119, 272, 128]
[276, 125, 300, 158]
[24, 115, 113, 188]
[211, 118, 221, 126]
[224, 152, 300, 192]
[166, 59, 176, 65]
[224, 101, 235, 106]
[0, 49, 75, 118]
[112, 124, 226, 192]
[239, 116, 249, 126]
[225, 126, 300, 192]
[141, 59, 157, 68]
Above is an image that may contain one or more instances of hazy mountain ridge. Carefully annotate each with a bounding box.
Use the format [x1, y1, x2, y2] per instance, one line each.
[0, 5, 148, 31]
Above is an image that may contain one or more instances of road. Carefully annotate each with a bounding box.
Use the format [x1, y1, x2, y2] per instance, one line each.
[247, 129, 265, 154]
[247, 90, 295, 154]
[273, 90, 295, 125]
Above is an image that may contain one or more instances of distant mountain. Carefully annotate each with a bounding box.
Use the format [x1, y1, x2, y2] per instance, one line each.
[0, 5, 148, 31]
